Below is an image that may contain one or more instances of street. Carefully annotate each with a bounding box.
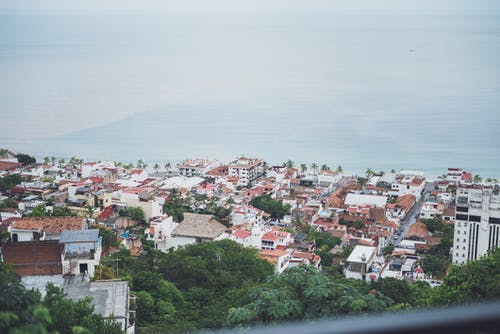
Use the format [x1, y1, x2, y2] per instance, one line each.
[393, 181, 435, 246]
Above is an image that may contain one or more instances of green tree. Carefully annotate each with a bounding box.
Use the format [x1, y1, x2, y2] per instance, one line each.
[28, 205, 48, 217]
[357, 177, 367, 188]
[0, 174, 23, 192]
[300, 164, 307, 175]
[311, 163, 318, 175]
[249, 195, 291, 219]
[285, 159, 294, 168]
[473, 174, 482, 184]
[122, 206, 145, 222]
[15, 153, 36, 166]
[365, 168, 374, 178]
[226, 266, 393, 327]
[0, 148, 10, 158]
[336, 165, 343, 173]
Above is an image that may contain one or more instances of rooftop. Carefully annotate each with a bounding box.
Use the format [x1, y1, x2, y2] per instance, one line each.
[171, 213, 226, 239]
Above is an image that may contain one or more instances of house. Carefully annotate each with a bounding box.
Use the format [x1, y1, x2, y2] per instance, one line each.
[259, 249, 292, 273]
[289, 251, 321, 269]
[261, 229, 294, 250]
[9, 216, 85, 242]
[344, 245, 377, 280]
[59, 229, 102, 277]
[166, 213, 228, 249]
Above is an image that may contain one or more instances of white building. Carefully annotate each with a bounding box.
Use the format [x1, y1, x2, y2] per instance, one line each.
[165, 213, 228, 249]
[59, 229, 102, 277]
[344, 245, 376, 280]
[344, 194, 387, 208]
[453, 187, 500, 265]
[391, 172, 426, 200]
[228, 157, 264, 186]
[177, 159, 221, 177]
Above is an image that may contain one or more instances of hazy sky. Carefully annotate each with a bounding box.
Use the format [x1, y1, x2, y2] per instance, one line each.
[1, 0, 499, 16]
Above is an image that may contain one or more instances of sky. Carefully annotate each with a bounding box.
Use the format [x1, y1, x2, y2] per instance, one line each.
[1, 0, 499, 16]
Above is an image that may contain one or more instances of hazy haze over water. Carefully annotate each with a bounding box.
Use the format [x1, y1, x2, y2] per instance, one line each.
[1, 1, 499, 177]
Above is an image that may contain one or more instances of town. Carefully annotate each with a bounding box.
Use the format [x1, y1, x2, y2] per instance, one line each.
[1, 149, 499, 333]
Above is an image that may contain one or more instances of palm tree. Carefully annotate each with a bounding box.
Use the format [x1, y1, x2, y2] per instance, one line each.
[137, 159, 145, 169]
[473, 174, 482, 184]
[153, 163, 160, 173]
[58, 158, 65, 164]
[50, 156, 56, 165]
[0, 148, 9, 158]
[390, 169, 396, 173]
[164, 162, 171, 171]
[336, 165, 343, 173]
[286, 159, 294, 168]
[379, 170, 385, 176]
[311, 163, 318, 175]
[365, 168, 374, 178]
[43, 157, 50, 164]
[85, 205, 96, 220]
[300, 164, 307, 175]
[320, 164, 330, 171]
[486, 178, 493, 184]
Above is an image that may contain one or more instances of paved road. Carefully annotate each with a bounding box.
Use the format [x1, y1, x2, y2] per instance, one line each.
[393, 181, 435, 246]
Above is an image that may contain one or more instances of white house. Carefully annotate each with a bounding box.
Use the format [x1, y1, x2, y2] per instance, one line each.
[344, 245, 376, 280]
[165, 213, 228, 249]
[59, 229, 102, 277]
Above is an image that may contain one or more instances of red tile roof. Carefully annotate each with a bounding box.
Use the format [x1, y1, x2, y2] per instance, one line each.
[233, 229, 251, 239]
[11, 217, 83, 234]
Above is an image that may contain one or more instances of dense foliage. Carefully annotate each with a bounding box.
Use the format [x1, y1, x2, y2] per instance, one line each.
[120, 206, 146, 222]
[15, 153, 36, 166]
[249, 195, 291, 219]
[0, 174, 23, 192]
[420, 218, 454, 278]
[28, 205, 77, 217]
[109, 239, 274, 332]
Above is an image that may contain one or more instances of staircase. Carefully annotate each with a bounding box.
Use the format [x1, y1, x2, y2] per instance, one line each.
[66, 259, 78, 276]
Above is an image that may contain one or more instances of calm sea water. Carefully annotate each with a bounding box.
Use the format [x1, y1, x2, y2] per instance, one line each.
[1, 14, 499, 177]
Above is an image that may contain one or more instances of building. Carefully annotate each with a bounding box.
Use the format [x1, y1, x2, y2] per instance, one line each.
[344, 245, 376, 280]
[166, 213, 228, 249]
[453, 187, 500, 264]
[228, 157, 264, 186]
[22, 277, 135, 334]
[8, 217, 85, 242]
[177, 159, 221, 177]
[59, 229, 102, 277]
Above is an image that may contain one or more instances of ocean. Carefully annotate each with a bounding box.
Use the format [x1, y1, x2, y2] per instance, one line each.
[1, 14, 499, 177]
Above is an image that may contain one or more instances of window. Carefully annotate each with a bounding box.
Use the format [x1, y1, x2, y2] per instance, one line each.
[456, 214, 468, 221]
[464, 239, 467, 242]
[457, 238, 460, 242]
[469, 215, 481, 222]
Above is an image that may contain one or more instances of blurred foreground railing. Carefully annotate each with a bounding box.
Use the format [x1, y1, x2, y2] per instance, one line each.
[219, 301, 500, 334]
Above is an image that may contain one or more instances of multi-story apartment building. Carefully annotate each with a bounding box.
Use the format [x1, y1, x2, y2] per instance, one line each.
[453, 186, 500, 265]
[227, 157, 264, 186]
[177, 159, 221, 177]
